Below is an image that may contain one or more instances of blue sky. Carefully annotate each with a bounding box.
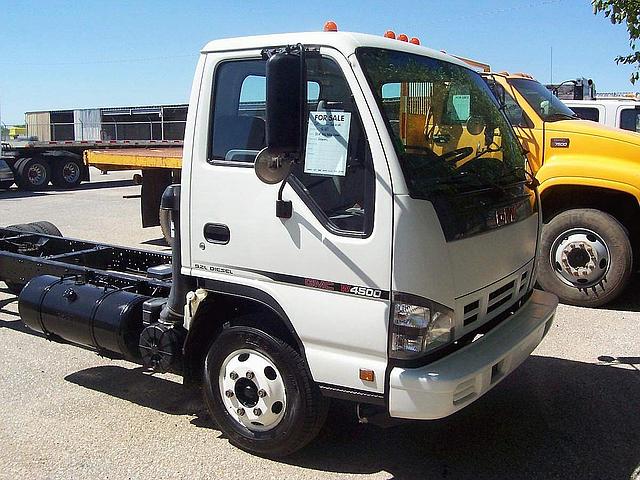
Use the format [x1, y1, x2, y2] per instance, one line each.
[0, 0, 635, 124]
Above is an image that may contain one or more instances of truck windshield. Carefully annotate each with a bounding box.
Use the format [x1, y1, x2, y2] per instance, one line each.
[508, 78, 579, 122]
[357, 48, 535, 240]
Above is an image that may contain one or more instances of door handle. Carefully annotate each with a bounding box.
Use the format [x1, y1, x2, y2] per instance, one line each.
[203, 223, 230, 244]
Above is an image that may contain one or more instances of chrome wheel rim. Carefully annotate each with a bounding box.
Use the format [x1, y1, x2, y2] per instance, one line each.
[219, 348, 286, 432]
[27, 164, 47, 186]
[62, 161, 80, 184]
[550, 228, 610, 288]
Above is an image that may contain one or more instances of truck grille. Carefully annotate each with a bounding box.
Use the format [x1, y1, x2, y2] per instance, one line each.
[456, 262, 533, 336]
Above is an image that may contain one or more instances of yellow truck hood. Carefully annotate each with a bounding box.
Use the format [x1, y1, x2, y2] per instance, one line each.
[538, 119, 640, 189]
[546, 120, 640, 148]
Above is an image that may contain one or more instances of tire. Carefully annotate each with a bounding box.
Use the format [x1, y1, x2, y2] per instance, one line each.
[203, 325, 328, 457]
[25, 221, 63, 237]
[51, 157, 83, 189]
[3, 221, 62, 295]
[159, 209, 174, 246]
[16, 157, 51, 190]
[537, 208, 632, 307]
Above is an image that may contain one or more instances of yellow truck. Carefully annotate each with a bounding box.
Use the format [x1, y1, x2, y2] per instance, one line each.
[479, 71, 640, 307]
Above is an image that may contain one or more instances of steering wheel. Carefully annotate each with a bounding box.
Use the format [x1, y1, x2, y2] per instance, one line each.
[439, 147, 474, 163]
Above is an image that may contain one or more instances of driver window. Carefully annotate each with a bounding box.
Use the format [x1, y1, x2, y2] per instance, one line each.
[291, 56, 374, 236]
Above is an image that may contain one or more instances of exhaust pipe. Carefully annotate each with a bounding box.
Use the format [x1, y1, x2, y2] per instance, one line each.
[158, 184, 192, 325]
[138, 184, 193, 372]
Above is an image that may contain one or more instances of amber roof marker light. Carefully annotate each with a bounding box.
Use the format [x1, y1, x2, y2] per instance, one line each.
[323, 21, 338, 32]
[384, 30, 396, 39]
[410, 37, 420, 45]
[397, 33, 409, 42]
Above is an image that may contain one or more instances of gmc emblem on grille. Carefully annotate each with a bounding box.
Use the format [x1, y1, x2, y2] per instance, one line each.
[495, 205, 518, 226]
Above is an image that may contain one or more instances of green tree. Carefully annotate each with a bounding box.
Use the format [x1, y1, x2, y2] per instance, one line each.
[593, 0, 640, 83]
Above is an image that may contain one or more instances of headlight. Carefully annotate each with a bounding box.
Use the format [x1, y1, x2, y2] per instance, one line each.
[390, 295, 454, 359]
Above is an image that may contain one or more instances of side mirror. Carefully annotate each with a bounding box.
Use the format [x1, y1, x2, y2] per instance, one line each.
[255, 46, 307, 219]
[265, 49, 306, 156]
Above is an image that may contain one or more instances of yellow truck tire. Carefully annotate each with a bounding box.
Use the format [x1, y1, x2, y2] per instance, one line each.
[537, 208, 632, 307]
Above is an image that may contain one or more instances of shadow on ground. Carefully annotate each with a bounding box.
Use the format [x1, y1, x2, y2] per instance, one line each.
[0, 292, 46, 336]
[65, 366, 208, 421]
[65, 356, 639, 479]
[604, 273, 640, 312]
[141, 237, 170, 248]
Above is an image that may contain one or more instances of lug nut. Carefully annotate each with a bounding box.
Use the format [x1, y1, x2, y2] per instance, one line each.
[246, 371, 254, 379]
[225, 390, 234, 398]
[253, 408, 262, 416]
[229, 371, 238, 380]
[237, 408, 245, 416]
[258, 389, 267, 398]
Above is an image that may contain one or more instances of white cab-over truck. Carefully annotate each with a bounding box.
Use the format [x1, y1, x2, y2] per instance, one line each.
[1, 29, 558, 457]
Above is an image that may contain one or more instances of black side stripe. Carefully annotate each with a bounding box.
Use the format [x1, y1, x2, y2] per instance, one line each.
[193, 262, 390, 301]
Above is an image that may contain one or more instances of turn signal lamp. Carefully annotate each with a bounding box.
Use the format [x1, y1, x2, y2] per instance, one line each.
[398, 33, 409, 42]
[410, 37, 420, 45]
[324, 21, 338, 32]
[359, 369, 375, 382]
[384, 30, 396, 39]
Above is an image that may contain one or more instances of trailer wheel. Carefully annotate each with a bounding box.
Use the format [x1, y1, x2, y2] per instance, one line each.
[203, 325, 328, 457]
[159, 209, 174, 246]
[2, 221, 62, 295]
[51, 158, 83, 189]
[537, 208, 632, 307]
[16, 157, 51, 190]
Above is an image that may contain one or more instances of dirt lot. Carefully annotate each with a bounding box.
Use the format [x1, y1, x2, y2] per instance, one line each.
[1, 171, 638, 479]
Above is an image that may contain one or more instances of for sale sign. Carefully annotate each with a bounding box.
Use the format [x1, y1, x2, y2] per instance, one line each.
[304, 111, 351, 176]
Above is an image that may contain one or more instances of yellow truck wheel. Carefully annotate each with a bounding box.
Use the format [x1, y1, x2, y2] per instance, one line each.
[537, 208, 632, 307]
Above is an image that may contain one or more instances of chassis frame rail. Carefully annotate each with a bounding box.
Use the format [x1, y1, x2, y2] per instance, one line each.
[0, 227, 172, 296]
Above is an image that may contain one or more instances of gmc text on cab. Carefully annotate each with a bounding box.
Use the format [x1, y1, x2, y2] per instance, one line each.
[0, 29, 558, 457]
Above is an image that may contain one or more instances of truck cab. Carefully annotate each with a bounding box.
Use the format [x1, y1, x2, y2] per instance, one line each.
[5, 29, 558, 458]
[177, 31, 556, 453]
[484, 72, 640, 307]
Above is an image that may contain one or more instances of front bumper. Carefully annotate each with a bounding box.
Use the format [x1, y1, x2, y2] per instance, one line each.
[0, 159, 14, 183]
[388, 289, 558, 420]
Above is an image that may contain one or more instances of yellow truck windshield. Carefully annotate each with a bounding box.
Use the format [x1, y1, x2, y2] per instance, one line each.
[508, 78, 579, 122]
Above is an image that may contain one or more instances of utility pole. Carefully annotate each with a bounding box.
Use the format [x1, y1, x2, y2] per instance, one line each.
[550, 46, 554, 84]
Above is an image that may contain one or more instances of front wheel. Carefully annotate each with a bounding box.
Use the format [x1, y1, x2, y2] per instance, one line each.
[202, 325, 328, 457]
[537, 208, 632, 307]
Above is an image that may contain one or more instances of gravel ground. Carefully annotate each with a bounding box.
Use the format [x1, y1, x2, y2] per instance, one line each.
[0, 170, 638, 479]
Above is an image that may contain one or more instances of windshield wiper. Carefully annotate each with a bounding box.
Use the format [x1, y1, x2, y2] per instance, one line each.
[544, 112, 579, 122]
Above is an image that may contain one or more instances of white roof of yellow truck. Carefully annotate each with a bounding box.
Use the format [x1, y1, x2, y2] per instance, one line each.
[201, 31, 470, 70]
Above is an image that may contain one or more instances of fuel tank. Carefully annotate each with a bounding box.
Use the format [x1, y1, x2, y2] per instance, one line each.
[18, 275, 150, 361]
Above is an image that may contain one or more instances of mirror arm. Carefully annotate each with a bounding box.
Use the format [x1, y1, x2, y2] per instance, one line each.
[276, 176, 292, 219]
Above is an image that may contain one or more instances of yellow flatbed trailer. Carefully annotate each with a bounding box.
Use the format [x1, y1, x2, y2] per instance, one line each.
[84, 147, 183, 241]
[85, 147, 183, 171]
